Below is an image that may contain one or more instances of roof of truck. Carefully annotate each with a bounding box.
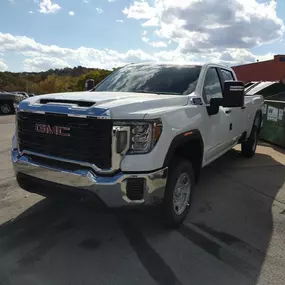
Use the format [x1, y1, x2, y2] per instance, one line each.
[125, 62, 235, 77]
[126, 61, 232, 70]
[126, 61, 202, 67]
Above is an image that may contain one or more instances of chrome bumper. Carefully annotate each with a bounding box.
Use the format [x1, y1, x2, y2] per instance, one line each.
[12, 150, 168, 207]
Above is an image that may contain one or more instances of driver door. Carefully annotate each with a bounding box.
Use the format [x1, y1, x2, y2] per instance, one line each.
[202, 67, 233, 163]
[218, 68, 246, 142]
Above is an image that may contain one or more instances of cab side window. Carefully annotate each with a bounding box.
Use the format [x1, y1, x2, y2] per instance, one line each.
[203, 68, 223, 104]
[221, 69, 234, 82]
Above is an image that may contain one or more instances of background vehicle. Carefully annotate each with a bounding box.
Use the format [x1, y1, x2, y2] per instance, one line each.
[12, 62, 264, 227]
[0, 92, 25, 114]
[13, 92, 29, 99]
[245, 81, 285, 101]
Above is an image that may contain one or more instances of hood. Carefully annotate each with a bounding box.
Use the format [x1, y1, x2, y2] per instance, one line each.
[19, 91, 189, 119]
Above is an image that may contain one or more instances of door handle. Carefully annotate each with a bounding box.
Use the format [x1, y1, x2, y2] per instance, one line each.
[225, 109, 232, 114]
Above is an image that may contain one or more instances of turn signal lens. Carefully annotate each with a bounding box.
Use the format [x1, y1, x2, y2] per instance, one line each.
[154, 122, 162, 141]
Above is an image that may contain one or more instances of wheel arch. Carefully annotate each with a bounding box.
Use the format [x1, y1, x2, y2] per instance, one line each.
[163, 129, 204, 182]
[252, 109, 263, 134]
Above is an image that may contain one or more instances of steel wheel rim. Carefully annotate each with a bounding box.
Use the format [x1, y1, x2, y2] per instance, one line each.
[1, 104, 11, 114]
[173, 172, 191, 215]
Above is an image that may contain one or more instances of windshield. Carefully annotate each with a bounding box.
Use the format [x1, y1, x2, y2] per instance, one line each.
[93, 64, 202, 95]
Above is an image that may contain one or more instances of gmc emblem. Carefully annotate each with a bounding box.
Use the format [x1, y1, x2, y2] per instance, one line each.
[35, 124, 71, 137]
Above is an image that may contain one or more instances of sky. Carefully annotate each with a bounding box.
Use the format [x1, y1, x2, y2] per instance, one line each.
[0, 0, 285, 72]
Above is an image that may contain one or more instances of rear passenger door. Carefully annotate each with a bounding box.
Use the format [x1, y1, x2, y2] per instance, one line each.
[218, 68, 245, 142]
[202, 67, 233, 163]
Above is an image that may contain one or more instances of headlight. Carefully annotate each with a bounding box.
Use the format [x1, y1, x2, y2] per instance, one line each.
[114, 120, 162, 154]
[131, 123, 153, 153]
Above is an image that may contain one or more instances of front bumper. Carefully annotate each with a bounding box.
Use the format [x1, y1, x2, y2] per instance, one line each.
[12, 150, 168, 207]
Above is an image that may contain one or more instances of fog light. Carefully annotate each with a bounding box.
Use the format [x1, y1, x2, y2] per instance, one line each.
[126, 178, 145, 200]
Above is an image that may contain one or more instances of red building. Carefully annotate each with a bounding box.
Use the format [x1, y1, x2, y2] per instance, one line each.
[232, 54, 285, 83]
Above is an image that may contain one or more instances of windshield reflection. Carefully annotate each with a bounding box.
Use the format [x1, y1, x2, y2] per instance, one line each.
[93, 64, 202, 95]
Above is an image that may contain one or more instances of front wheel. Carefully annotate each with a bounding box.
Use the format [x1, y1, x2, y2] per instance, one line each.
[163, 157, 195, 228]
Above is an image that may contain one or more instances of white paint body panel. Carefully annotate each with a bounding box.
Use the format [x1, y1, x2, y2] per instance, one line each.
[18, 63, 264, 172]
[25, 91, 189, 120]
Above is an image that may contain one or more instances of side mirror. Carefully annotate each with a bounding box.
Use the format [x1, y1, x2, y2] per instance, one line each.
[85, 79, 95, 91]
[207, 98, 223, 115]
[223, 80, 245, 108]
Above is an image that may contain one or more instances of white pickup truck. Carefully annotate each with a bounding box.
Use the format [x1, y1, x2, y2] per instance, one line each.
[12, 62, 264, 227]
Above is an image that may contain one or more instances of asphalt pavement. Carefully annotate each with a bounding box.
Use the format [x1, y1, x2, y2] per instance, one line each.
[0, 114, 284, 285]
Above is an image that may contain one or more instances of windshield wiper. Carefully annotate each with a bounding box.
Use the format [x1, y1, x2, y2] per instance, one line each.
[129, 90, 159, 94]
[131, 90, 181, 95]
[155, 91, 181, 95]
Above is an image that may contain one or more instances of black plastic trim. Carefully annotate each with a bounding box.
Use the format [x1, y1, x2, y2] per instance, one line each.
[163, 129, 204, 167]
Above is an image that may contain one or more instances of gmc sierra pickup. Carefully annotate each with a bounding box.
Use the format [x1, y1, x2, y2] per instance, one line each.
[12, 62, 264, 227]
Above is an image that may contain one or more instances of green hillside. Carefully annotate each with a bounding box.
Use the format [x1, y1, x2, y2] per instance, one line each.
[0, 66, 114, 95]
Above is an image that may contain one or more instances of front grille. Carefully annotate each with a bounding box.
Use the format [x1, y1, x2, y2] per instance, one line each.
[17, 112, 112, 169]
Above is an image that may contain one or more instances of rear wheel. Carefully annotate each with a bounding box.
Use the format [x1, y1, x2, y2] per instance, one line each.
[241, 125, 259, 158]
[163, 157, 195, 228]
[0, 102, 14, 115]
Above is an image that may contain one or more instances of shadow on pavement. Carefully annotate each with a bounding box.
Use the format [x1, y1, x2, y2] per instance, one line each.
[258, 139, 285, 155]
[186, 148, 285, 280]
[0, 148, 284, 285]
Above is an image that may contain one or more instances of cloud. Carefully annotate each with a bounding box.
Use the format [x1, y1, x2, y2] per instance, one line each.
[142, 35, 167, 48]
[23, 57, 70, 72]
[123, 1, 156, 19]
[0, 60, 8, 71]
[29, 11, 34, 14]
[141, 29, 167, 48]
[142, 18, 159, 27]
[39, 0, 61, 14]
[69, 11, 75, 16]
[0, 32, 277, 71]
[0, 33, 158, 71]
[0, 33, 73, 56]
[123, 0, 284, 54]
[150, 41, 167, 48]
[8, 0, 15, 3]
[116, 20, 124, 23]
[96, 8, 104, 14]
[142, 36, 149, 43]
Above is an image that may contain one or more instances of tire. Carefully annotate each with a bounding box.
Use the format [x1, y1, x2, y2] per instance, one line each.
[163, 157, 195, 228]
[0, 102, 14, 115]
[241, 125, 258, 158]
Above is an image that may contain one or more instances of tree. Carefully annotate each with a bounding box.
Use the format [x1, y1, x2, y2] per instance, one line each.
[0, 66, 112, 94]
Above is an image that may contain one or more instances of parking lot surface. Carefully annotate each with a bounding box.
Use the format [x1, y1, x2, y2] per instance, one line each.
[0, 115, 284, 285]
